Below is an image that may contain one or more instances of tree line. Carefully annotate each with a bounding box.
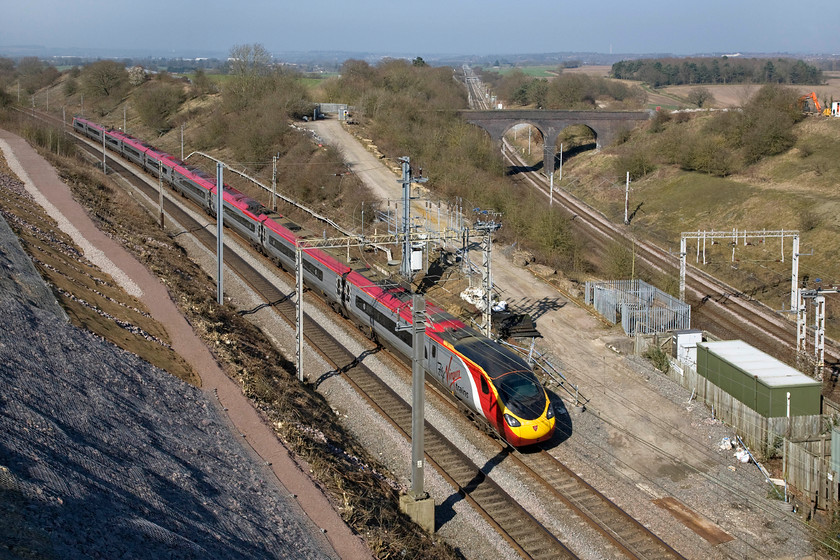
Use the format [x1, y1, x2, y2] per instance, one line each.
[611, 57, 823, 87]
[475, 67, 645, 110]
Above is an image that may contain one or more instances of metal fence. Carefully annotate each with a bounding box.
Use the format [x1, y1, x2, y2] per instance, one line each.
[585, 279, 690, 335]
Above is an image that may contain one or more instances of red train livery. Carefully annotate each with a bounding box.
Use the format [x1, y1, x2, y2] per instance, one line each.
[73, 116, 556, 447]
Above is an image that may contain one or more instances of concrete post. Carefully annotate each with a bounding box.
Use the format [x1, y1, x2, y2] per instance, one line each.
[216, 163, 224, 305]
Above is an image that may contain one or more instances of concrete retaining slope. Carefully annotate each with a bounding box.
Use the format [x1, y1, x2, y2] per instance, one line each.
[0, 214, 336, 559]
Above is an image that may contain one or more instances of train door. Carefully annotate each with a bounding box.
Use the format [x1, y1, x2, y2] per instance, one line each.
[428, 342, 444, 387]
[477, 370, 502, 431]
[334, 273, 350, 316]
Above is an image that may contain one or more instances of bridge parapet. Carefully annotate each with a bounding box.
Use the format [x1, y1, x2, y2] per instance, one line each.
[460, 109, 650, 175]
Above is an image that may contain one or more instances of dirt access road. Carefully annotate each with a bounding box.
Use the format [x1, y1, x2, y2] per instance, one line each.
[304, 118, 812, 558]
[307, 117, 709, 482]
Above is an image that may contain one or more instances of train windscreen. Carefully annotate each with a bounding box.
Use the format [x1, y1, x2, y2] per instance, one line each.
[453, 337, 547, 420]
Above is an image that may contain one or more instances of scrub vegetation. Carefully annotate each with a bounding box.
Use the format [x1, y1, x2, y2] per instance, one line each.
[477, 66, 646, 110]
[3, 48, 840, 553]
[0, 48, 458, 559]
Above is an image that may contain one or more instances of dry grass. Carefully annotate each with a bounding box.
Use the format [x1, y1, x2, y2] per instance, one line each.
[0, 150, 198, 386]
[560, 111, 840, 340]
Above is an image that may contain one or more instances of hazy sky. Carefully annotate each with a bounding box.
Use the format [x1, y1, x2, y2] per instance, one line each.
[3, 0, 838, 57]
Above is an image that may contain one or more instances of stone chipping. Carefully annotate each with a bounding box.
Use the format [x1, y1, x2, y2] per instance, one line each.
[0, 213, 336, 560]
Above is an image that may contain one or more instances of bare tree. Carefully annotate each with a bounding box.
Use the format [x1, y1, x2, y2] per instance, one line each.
[226, 44, 272, 109]
[81, 60, 128, 97]
[133, 82, 185, 131]
[686, 86, 714, 108]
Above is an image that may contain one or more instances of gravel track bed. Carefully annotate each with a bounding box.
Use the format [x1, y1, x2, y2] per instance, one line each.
[149, 171, 644, 559]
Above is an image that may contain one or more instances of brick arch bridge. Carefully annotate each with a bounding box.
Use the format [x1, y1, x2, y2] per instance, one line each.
[460, 110, 650, 176]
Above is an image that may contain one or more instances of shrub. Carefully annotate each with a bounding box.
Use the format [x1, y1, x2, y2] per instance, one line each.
[615, 148, 655, 180]
[643, 344, 670, 373]
[63, 77, 78, 96]
[689, 134, 736, 176]
[81, 60, 128, 98]
[648, 109, 671, 133]
[133, 82, 185, 132]
[673, 111, 691, 123]
[603, 241, 633, 279]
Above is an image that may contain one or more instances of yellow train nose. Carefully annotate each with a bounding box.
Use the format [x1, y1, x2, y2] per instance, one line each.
[505, 416, 555, 447]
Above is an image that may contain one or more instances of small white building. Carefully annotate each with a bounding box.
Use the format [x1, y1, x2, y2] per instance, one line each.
[673, 329, 703, 368]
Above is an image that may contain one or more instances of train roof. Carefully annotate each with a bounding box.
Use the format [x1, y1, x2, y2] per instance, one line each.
[77, 117, 105, 131]
[118, 133, 151, 153]
[225, 190, 267, 220]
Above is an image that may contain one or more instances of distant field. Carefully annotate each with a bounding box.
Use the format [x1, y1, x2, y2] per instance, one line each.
[645, 70, 840, 109]
[560, 66, 840, 109]
[493, 65, 561, 77]
[561, 65, 611, 77]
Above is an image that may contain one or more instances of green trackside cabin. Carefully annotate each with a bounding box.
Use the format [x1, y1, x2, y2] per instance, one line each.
[697, 340, 821, 417]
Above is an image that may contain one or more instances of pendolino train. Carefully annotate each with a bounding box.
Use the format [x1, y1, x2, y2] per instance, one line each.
[72, 116, 556, 447]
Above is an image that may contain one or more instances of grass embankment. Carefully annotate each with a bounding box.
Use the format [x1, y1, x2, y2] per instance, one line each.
[1, 111, 458, 559]
[0, 148, 197, 385]
[561, 111, 840, 340]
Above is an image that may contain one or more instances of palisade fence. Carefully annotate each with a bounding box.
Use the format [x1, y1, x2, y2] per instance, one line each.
[585, 279, 690, 335]
[635, 334, 836, 511]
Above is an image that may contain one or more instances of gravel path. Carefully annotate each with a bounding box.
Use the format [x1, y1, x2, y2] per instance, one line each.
[0, 129, 370, 559]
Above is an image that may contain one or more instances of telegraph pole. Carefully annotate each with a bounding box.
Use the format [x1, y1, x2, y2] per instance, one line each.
[410, 295, 426, 498]
[549, 171, 554, 206]
[216, 162, 224, 305]
[395, 155, 434, 532]
[474, 209, 502, 337]
[295, 241, 304, 381]
[158, 161, 165, 227]
[558, 142, 563, 181]
[272, 154, 278, 212]
[398, 156, 427, 279]
[180, 124, 185, 161]
[624, 172, 630, 225]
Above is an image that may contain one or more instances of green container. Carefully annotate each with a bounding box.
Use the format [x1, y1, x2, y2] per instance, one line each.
[697, 340, 821, 417]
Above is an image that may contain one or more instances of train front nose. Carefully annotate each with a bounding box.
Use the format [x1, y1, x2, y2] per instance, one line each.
[504, 416, 555, 447]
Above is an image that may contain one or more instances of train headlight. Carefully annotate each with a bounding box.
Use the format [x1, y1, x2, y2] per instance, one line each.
[503, 413, 521, 428]
[546, 403, 555, 419]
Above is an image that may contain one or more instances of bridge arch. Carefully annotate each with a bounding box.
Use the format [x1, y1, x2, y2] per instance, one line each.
[460, 109, 650, 176]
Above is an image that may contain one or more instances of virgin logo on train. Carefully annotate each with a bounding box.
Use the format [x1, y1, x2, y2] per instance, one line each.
[444, 357, 461, 388]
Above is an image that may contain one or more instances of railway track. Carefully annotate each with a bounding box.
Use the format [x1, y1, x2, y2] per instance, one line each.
[463, 66, 838, 375]
[499, 122, 839, 377]
[517, 450, 683, 560]
[20, 107, 693, 558]
[33, 113, 575, 559]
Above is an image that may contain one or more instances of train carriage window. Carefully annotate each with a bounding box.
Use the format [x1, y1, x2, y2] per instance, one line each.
[355, 296, 372, 316]
[301, 259, 323, 281]
[431, 345, 436, 358]
[225, 209, 256, 233]
[268, 236, 295, 259]
[481, 376, 489, 394]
